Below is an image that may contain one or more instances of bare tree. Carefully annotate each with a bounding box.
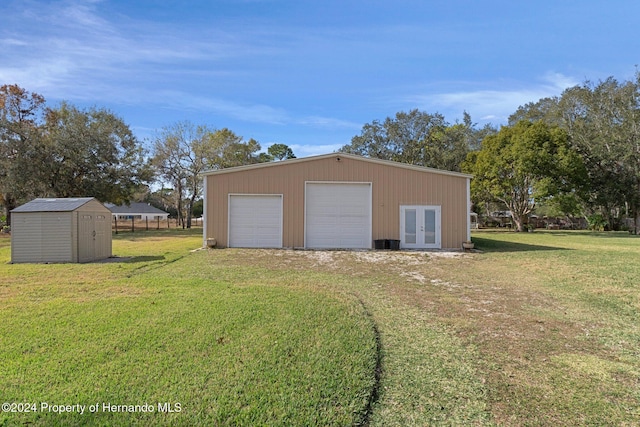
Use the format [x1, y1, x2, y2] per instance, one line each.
[151, 124, 268, 228]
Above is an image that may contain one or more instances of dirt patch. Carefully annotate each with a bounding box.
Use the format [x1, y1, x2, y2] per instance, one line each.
[255, 249, 465, 275]
[230, 248, 615, 424]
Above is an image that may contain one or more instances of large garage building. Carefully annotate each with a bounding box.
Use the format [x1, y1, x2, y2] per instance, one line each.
[202, 153, 472, 250]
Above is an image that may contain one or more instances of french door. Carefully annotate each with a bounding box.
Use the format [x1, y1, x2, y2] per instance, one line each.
[400, 205, 441, 249]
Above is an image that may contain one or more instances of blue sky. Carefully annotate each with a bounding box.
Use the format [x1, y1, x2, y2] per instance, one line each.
[2, 0, 639, 157]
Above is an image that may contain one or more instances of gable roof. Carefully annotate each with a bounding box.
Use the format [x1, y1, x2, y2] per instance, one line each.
[201, 152, 473, 179]
[11, 197, 99, 213]
[105, 202, 169, 215]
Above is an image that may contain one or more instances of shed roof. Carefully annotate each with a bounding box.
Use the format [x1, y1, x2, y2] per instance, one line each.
[11, 197, 99, 213]
[105, 202, 169, 215]
[202, 152, 473, 179]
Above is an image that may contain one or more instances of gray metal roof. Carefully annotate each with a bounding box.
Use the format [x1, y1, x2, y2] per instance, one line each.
[11, 197, 98, 213]
[105, 202, 169, 215]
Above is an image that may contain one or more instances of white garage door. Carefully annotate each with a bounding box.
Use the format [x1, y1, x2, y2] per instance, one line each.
[305, 183, 371, 249]
[229, 195, 283, 248]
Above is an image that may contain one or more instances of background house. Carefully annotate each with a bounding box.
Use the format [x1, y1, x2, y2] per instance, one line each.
[203, 153, 472, 250]
[106, 202, 169, 220]
[11, 198, 112, 263]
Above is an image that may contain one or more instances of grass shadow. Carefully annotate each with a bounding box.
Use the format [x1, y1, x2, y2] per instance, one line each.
[472, 236, 569, 253]
[126, 255, 166, 263]
[98, 255, 166, 263]
[546, 231, 637, 238]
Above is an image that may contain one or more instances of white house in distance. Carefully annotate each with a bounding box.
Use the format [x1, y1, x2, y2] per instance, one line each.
[106, 202, 169, 220]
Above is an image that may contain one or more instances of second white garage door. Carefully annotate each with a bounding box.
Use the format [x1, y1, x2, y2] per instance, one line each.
[228, 195, 283, 248]
[305, 183, 372, 249]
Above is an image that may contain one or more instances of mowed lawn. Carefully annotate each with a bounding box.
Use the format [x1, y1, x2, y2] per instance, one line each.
[1, 229, 639, 426]
[0, 230, 378, 426]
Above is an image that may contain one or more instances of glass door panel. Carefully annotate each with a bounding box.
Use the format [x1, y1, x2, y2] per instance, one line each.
[424, 209, 436, 244]
[404, 209, 416, 244]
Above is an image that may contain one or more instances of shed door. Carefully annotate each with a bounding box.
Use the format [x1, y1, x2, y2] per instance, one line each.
[78, 214, 95, 262]
[228, 195, 283, 248]
[305, 183, 371, 249]
[78, 212, 111, 262]
[94, 214, 111, 259]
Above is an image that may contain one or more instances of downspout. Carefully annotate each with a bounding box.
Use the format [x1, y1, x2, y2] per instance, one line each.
[202, 176, 208, 247]
[466, 177, 471, 242]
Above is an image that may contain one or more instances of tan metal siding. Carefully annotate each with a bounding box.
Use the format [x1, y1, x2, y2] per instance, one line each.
[11, 212, 74, 263]
[206, 155, 469, 249]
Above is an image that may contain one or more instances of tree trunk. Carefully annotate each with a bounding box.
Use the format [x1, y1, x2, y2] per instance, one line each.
[507, 197, 529, 232]
[186, 194, 197, 229]
[635, 183, 640, 235]
[2, 194, 17, 227]
[512, 214, 526, 232]
[633, 198, 640, 234]
[176, 181, 185, 229]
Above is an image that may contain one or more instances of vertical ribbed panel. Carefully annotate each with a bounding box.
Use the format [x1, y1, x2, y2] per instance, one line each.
[206, 156, 469, 249]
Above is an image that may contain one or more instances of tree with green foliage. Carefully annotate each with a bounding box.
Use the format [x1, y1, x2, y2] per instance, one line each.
[558, 77, 640, 232]
[464, 120, 585, 232]
[41, 102, 152, 203]
[268, 143, 296, 160]
[1, 85, 150, 224]
[204, 128, 267, 169]
[0, 84, 46, 224]
[342, 109, 492, 172]
[509, 74, 640, 232]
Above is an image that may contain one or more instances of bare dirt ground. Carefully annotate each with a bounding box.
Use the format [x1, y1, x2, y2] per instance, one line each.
[231, 248, 617, 425]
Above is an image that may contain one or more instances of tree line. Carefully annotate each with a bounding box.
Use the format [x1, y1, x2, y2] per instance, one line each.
[341, 73, 640, 234]
[4, 72, 640, 233]
[0, 84, 295, 227]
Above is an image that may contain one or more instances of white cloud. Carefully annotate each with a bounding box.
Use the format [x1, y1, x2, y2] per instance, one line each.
[289, 143, 343, 158]
[1, 0, 264, 95]
[0, 0, 325, 129]
[0, 38, 28, 47]
[404, 73, 581, 124]
[296, 116, 361, 130]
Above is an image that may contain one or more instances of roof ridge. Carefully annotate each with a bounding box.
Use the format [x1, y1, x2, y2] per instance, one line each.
[201, 152, 473, 179]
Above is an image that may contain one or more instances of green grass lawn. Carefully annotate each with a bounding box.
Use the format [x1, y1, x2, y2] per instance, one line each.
[0, 230, 378, 426]
[1, 229, 639, 426]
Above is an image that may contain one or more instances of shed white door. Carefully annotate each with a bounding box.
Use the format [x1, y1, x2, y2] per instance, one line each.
[228, 195, 283, 248]
[94, 213, 111, 259]
[78, 214, 96, 263]
[78, 212, 112, 262]
[400, 205, 441, 249]
[305, 183, 371, 249]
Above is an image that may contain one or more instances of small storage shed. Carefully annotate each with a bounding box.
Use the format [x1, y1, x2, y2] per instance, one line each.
[11, 197, 112, 263]
[203, 153, 473, 250]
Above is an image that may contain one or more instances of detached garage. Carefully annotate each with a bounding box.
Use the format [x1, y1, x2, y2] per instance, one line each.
[11, 198, 112, 263]
[203, 153, 472, 250]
